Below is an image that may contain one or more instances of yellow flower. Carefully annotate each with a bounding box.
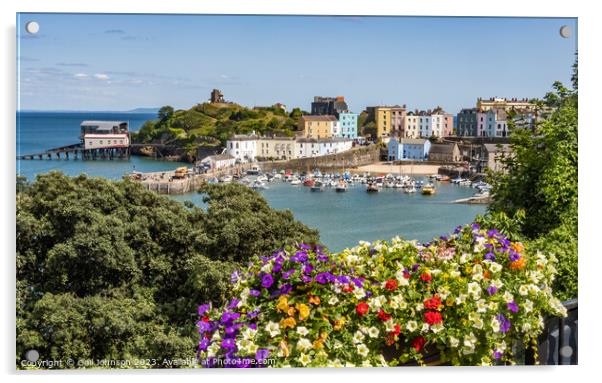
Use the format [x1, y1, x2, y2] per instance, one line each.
[446, 298, 454, 307]
[287, 306, 296, 317]
[276, 296, 289, 313]
[297, 303, 310, 321]
[280, 317, 297, 329]
[333, 317, 346, 330]
[279, 340, 290, 358]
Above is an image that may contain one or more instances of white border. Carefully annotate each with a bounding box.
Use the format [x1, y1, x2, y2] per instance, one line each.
[2, 1, 599, 383]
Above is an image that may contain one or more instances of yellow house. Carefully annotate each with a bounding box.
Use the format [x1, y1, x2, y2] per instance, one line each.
[374, 107, 391, 139]
[299, 115, 338, 139]
[257, 137, 296, 160]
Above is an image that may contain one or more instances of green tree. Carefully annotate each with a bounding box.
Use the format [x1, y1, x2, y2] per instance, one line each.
[16, 172, 318, 367]
[484, 59, 578, 299]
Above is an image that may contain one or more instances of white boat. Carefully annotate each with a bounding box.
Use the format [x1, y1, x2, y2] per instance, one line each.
[335, 180, 348, 192]
[458, 179, 472, 186]
[251, 181, 268, 190]
[403, 186, 417, 193]
[290, 178, 301, 185]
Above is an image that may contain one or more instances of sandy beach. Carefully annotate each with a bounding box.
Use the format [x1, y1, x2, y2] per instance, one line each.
[352, 162, 442, 175]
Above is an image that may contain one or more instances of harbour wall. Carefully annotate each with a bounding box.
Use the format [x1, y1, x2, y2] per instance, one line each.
[258, 144, 380, 173]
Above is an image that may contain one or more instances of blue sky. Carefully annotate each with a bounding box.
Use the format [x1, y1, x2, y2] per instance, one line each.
[17, 14, 577, 113]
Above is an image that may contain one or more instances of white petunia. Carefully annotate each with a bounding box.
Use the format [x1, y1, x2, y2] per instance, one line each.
[489, 262, 502, 273]
[523, 300, 533, 313]
[207, 343, 220, 357]
[491, 316, 501, 332]
[468, 282, 482, 297]
[328, 296, 339, 305]
[298, 353, 312, 366]
[503, 291, 514, 303]
[296, 326, 309, 336]
[519, 285, 529, 296]
[297, 338, 313, 352]
[352, 331, 365, 344]
[406, 320, 418, 332]
[368, 327, 380, 338]
[353, 288, 366, 300]
[265, 321, 281, 337]
[356, 343, 369, 357]
[449, 336, 460, 348]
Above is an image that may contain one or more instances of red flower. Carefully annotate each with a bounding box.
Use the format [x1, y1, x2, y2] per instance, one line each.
[201, 316, 210, 323]
[356, 302, 369, 316]
[412, 336, 426, 351]
[385, 333, 396, 346]
[385, 279, 398, 291]
[393, 323, 401, 336]
[424, 311, 443, 325]
[420, 273, 432, 283]
[424, 295, 442, 310]
[343, 284, 354, 293]
[403, 270, 411, 279]
[377, 309, 392, 322]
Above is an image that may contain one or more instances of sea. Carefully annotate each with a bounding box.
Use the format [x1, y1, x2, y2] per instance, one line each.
[17, 111, 486, 252]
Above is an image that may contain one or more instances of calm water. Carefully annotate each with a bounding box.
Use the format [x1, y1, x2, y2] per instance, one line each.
[172, 180, 486, 252]
[18, 112, 486, 252]
[17, 111, 189, 181]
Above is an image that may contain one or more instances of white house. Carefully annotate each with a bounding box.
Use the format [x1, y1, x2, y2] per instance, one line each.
[226, 134, 258, 163]
[199, 154, 237, 170]
[295, 137, 353, 158]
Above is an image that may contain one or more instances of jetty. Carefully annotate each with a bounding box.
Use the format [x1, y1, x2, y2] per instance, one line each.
[17, 143, 130, 160]
[452, 195, 492, 204]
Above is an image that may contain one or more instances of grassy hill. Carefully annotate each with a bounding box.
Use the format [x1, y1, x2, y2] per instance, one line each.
[131, 103, 305, 159]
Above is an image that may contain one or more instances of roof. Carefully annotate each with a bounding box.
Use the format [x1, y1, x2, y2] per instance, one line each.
[297, 137, 354, 144]
[82, 134, 128, 138]
[229, 134, 260, 141]
[202, 154, 235, 162]
[300, 115, 338, 122]
[483, 144, 512, 153]
[80, 121, 127, 128]
[396, 138, 428, 145]
[429, 143, 458, 154]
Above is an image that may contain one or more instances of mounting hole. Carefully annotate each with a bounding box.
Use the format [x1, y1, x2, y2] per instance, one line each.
[559, 25, 571, 38]
[25, 21, 40, 34]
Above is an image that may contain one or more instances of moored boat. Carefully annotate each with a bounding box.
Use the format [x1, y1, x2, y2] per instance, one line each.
[335, 180, 348, 192]
[311, 180, 324, 192]
[366, 182, 379, 193]
[422, 184, 436, 195]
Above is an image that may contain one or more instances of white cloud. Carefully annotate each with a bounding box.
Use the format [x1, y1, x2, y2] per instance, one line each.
[93, 73, 110, 80]
[74, 73, 89, 79]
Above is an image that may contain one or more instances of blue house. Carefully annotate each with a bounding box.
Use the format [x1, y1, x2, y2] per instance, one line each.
[337, 112, 358, 139]
[388, 138, 431, 161]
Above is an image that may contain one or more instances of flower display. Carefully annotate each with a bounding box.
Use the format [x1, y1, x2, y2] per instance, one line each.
[196, 224, 567, 367]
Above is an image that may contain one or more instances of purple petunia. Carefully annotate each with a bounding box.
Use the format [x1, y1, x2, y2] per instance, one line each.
[298, 243, 311, 250]
[301, 275, 312, 283]
[336, 275, 350, 284]
[249, 289, 261, 297]
[256, 349, 270, 361]
[246, 309, 260, 319]
[221, 338, 236, 349]
[507, 301, 519, 313]
[261, 274, 274, 288]
[412, 263, 420, 272]
[508, 250, 521, 262]
[487, 285, 498, 295]
[197, 321, 211, 334]
[317, 253, 329, 262]
[496, 314, 511, 333]
[484, 252, 496, 261]
[228, 298, 240, 309]
[198, 303, 211, 316]
[303, 264, 314, 274]
[493, 350, 503, 360]
[282, 269, 296, 279]
[199, 338, 210, 351]
[351, 277, 363, 288]
[315, 272, 334, 284]
[279, 283, 293, 295]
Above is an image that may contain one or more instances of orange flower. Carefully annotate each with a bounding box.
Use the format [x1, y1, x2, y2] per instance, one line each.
[483, 270, 491, 280]
[287, 307, 296, 317]
[511, 242, 525, 254]
[333, 317, 346, 330]
[280, 317, 296, 329]
[308, 295, 321, 305]
[279, 340, 290, 357]
[509, 257, 526, 270]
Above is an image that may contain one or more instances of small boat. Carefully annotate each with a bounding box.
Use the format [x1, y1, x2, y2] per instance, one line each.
[251, 181, 268, 190]
[290, 177, 301, 185]
[303, 178, 315, 187]
[335, 180, 348, 192]
[403, 186, 417, 194]
[246, 166, 261, 175]
[422, 184, 436, 195]
[311, 180, 324, 192]
[438, 175, 451, 182]
[367, 183, 379, 193]
[458, 179, 472, 186]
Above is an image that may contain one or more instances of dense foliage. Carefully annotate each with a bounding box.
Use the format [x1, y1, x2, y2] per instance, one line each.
[484, 61, 578, 300]
[16, 173, 318, 368]
[131, 103, 306, 157]
[197, 224, 566, 367]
